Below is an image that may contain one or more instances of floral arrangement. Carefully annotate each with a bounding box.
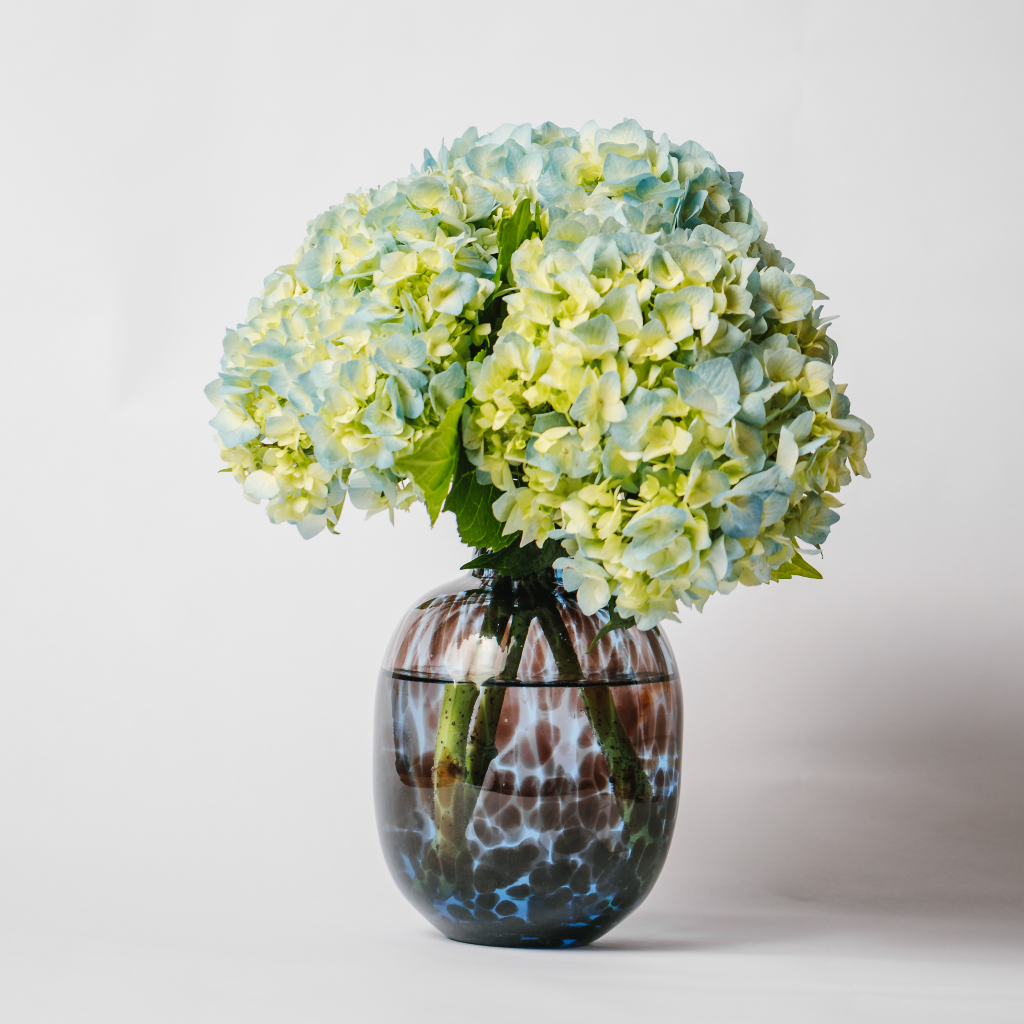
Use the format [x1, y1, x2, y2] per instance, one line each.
[207, 120, 872, 630]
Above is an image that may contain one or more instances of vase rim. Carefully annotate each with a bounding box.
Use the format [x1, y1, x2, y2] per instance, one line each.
[384, 668, 679, 688]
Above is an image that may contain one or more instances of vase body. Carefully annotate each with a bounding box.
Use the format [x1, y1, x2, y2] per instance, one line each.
[373, 569, 682, 948]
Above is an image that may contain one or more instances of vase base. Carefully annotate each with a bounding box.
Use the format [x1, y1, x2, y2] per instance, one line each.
[436, 916, 618, 949]
[444, 925, 602, 946]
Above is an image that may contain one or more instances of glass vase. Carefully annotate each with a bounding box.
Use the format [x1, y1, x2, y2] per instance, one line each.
[373, 567, 682, 949]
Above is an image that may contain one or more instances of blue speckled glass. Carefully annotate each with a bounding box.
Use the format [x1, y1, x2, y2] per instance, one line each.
[373, 569, 682, 948]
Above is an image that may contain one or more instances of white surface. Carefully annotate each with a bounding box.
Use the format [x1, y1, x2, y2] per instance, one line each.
[2, 0, 1023, 1020]
[4, 910, 1024, 1024]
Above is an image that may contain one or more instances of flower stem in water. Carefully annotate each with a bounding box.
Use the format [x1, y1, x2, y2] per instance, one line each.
[431, 681, 480, 883]
[579, 684, 654, 841]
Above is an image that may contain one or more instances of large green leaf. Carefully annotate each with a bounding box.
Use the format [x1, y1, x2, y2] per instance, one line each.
[473, 199, 536, 339]
[393, 399, 465, 524]
[770, 551, 824, 581]
[443, 446, 514, 552]
[478, 200, 537, 336]
[461, 537, 563, 578]
[494, 199, 536, 291]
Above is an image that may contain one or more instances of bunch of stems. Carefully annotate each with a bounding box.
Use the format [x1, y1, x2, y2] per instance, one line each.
[429, 573, 653, 885]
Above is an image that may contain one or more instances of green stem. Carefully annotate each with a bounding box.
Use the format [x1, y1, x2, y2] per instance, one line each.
[579, 685, 653, 842]
[528, 581, 583, 681]
[480, 574, 514, 641]
[431, 682, 480, 882]
[497, 593, 535, 682]
[464, 685, 507, 789]
[430, 575, 519, 881]
[433, 682, 480, 782]
[463, 580, 528, 797]
[527, 579, 654, 844]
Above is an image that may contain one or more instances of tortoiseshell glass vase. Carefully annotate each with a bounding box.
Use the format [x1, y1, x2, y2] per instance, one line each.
[373, 568, 682, 949]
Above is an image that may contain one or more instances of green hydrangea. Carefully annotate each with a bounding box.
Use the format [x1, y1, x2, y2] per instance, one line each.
[207, 120, 872, 627]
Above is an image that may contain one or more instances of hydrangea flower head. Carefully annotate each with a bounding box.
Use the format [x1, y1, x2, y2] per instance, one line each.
[207, 121, 872, 626]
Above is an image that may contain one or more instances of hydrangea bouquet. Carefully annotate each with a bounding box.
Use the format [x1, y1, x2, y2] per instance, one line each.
[207, 120, 871, 632]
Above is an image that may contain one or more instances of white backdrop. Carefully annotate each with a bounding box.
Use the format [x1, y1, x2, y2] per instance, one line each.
[2, 1, 1023, 1020]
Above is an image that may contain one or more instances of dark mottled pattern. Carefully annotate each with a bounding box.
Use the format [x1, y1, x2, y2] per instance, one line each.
[380, 571, 677, 685]
[372, 572, 682, 948]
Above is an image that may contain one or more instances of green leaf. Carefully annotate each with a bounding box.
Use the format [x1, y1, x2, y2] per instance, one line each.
[770, 551, 823, 581]
[477, 200, 537, 338]
[392, 398, 465, 524]
[461, 537, 563, 578]
[494, 198, 536, 291]
[325, 496, 345, 535]
[587, 597, 635, 651]
[790, 552, 824, 578]
[443, 446, 515, 552]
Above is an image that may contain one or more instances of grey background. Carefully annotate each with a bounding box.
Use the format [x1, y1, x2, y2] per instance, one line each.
[2, 1, 1022, 1020]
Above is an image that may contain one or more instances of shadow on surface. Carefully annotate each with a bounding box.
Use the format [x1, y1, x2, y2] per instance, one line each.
[588, 911, 835, 952]
[589, 905, 1024, 958]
